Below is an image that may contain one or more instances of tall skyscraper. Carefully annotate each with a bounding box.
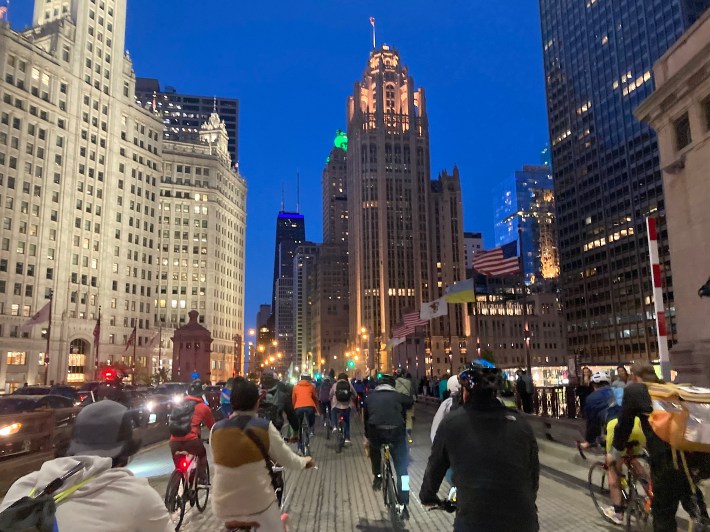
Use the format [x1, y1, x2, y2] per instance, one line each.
[0, 0, 164, 388]
[322, 130, 348, 246]
[256, 304, 271, 329]
[135, 78, 239, 164]
[494, 165, 559, 285]
[347, 45, 432, 369]
[293, 243, 319, 372]
[539, 0, 709, 363]
[428, 168, 467, 339]
[271, 211, 305, 364]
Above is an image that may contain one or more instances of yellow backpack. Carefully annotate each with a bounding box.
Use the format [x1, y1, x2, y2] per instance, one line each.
[647, 383, 710, 454]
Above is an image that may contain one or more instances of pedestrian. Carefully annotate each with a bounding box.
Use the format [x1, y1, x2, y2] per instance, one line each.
[516, 370, 534, 414]
[577, 366, 594, 410]
[612, 365, 629, 388]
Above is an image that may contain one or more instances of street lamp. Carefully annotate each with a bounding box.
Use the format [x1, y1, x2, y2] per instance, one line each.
[445, 338, 452, 375]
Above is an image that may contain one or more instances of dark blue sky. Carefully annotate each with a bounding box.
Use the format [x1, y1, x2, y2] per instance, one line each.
[11, 1, 550, 332]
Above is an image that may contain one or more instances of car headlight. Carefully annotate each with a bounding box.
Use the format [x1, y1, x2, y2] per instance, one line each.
[0, 423, 22, 437]
[146, 400, 155, 412]
[172, 394, 183, 404]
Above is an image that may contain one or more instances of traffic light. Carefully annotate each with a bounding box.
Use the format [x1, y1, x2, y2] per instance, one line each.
[376, 372, 382, 379]
[347, 360, 355, 369]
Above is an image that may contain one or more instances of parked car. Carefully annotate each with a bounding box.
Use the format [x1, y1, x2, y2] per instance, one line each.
[12, 385, 80, 404]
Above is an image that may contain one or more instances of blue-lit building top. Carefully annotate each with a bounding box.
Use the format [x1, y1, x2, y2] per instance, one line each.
[539, 0, 710, 363]
[271, 211, 305, 309]
[494, 165, 558, 285]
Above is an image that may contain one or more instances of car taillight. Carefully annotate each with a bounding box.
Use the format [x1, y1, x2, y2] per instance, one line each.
[0, 423, 22, 437]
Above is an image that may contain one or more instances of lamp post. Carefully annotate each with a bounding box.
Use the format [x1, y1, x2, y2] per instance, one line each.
[425, 336, 432, 378]
[459, 339, 468, 372]
[445, 338, 452, 375]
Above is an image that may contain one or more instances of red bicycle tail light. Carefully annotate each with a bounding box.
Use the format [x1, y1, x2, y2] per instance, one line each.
[178, 457, 191, 472]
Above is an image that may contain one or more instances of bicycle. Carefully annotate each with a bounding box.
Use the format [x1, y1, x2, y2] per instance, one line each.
[165, 440, 210, 531]
[381, 442, 409, 525]
[323, 403, 332, 440]
[578, 441, 652, 530]
[298, 411, 311, 456]
[336, 413, 346, 453]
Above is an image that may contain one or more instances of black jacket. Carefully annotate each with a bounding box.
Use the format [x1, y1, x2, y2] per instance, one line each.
[420, 399, 539, 532]
[612, 382, 668, 463]
[363, 385, 413, 435]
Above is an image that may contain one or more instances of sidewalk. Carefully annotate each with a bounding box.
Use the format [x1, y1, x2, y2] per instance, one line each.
[134, 403, 628, 531]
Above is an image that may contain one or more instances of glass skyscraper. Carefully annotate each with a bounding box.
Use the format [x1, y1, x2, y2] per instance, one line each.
[539, 0, 709, 363]
[494, 165, 558, 285]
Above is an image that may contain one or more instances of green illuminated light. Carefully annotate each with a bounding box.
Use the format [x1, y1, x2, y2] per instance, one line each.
[334, 129, 348, 152]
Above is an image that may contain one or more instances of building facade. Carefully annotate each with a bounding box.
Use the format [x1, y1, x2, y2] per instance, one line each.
[0, 0, 166, 389]
[634, 9, 710, 385]
[293, 243, 319, 373]
[346, 45, 432, 370]
[322, 130, 348, 246]
[135, 78, 239, 165]
[463, 232, 483, 271]
[539, 0, 710, 364]
[157, 112, 247, 384]
[494, 165, 559, 285]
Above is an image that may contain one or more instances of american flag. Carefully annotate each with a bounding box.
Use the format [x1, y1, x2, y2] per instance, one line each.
[125, 326, 137, 352]
[473, 241, 521, 276]
[392, 310, 427, 338]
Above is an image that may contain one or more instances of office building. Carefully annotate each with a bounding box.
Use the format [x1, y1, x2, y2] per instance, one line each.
[346, 45, 433, 370]
[293, 243, 319, 372]
[0, 0, 165, 389]
[323, 130, 348, 246]
[135, 78, 239, 165]
[494, 165, 559, 285]
[539, 0, 710, 363]
[635, 9, 710, 385]
[157, 112, 247, 383]
[464, 232, 483, 271]
[256, 304, 271, 329]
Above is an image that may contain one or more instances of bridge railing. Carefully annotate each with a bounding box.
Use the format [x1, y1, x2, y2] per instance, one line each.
[529, 386, 581, 419]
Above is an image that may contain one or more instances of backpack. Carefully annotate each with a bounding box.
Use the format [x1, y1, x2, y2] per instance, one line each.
[335, 381, 352, 402]
[258, 387, 283, 429]
[0, 463, 90, 532]
[169, 399, 197, 437]
[647, 383, 710, 453]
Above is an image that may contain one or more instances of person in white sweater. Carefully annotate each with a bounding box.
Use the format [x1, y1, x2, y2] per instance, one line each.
[430, 375, 462, 442]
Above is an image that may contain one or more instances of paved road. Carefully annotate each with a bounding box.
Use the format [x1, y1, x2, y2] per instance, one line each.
[129, 403, 618, 531]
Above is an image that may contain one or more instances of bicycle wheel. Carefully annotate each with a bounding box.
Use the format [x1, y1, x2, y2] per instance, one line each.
[326, 410, 331, 440]
[588, 461, 618, 525]
[195, 462, 210, 512]
[381, 449, 390, 508]
[337, 422, 345, 453]
[625, 476, 651, 531]
[164, 470, 186, 531]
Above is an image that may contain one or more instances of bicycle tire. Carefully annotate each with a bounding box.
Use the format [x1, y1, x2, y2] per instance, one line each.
[588, 461, 619, 525]
[164, 470, 186, 531]
[624, 476, 651, 531]
[195, 463, 210, 512]
[381, 449, 390, 508]
[337, 420, 345, 453]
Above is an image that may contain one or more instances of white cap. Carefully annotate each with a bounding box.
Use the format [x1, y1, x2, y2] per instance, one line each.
[592, 371, 610, 384]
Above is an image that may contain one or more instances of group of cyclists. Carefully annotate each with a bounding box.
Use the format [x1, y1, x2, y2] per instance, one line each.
[2, 358, 707, 531]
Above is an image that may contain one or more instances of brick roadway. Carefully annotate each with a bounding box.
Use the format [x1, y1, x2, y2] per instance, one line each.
[132, 403, 619, 531]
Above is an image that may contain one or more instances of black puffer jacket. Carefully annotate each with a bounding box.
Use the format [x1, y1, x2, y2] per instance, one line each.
[420, 398, 539, 532]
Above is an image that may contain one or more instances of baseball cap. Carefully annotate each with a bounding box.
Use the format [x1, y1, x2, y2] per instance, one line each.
[67, 400, 139, 459]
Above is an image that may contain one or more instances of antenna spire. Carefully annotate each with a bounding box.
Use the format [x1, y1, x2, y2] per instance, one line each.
[281, 182, 285, 212]
[296, 170, 300, 214]
[370, 17, 376, 49]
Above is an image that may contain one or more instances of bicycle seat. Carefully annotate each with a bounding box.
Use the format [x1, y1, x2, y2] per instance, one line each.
[225, 520, 259, 530]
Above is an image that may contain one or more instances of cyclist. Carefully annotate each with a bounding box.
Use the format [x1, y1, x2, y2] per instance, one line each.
[611, 362, 709, 530]
[330, 372, 358, 443]
[292, 374, 319, 436]
[318, 376, 333, 427]
[352, 378, 366, 413]
[430, 375, 462, 442]
[0, 400, 172, 532]
[212, 380, 315, 530]
[220, 377, 234, 418]
[420, 360, 539, 531]
[394, 369, 416, 443]
[364, 374, 413, 506]
[169, 380, 215, 486]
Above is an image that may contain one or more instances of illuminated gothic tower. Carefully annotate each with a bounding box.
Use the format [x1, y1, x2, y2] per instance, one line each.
[347, 45, 432, 369]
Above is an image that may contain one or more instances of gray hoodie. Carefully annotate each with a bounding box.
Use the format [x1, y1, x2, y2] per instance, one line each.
[0, 455, 172, 532]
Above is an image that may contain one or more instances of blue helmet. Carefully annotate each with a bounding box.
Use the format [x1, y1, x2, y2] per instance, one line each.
[458, 359, 500, 392]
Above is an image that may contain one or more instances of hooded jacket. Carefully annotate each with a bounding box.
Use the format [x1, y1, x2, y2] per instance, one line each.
[292, 380, 318, 409]
[363, 384, 414, 432]
[0, 455, 172, 532]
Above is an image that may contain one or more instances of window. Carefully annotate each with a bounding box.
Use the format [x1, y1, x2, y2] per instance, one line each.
[6, 352, 26, 365]
[674, 113, 692, 150]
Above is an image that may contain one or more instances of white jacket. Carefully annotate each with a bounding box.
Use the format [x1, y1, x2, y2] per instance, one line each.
[431, 397, 454, 442]
[0, 455, 172, 532]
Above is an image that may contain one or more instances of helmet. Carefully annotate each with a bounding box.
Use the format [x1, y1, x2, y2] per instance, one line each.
[378, 373, 396, 387]
[447, 375, 461, 395]
[187, 380, 204, 397]
[300, 374, 312, 382]
[393, 368, 404, 378]
[458, 359, 500, 392]
[592, 371, 610, 384]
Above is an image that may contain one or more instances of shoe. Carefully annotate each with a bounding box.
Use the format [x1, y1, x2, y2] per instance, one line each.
[345, 439, 351, 443]
[372, 476, 382, 491]
[603, 506, 624, 525]
[332, 427, 337, 432]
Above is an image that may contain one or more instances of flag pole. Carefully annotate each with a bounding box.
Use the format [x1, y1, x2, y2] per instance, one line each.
[94, 306, 101, 375]
[44, 289, 53, 385]
[370, 17, 376, 49]
[131, 327, 136, 385]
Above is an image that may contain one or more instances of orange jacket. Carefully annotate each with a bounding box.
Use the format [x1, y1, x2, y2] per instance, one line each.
[292, 380, 318, 409]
